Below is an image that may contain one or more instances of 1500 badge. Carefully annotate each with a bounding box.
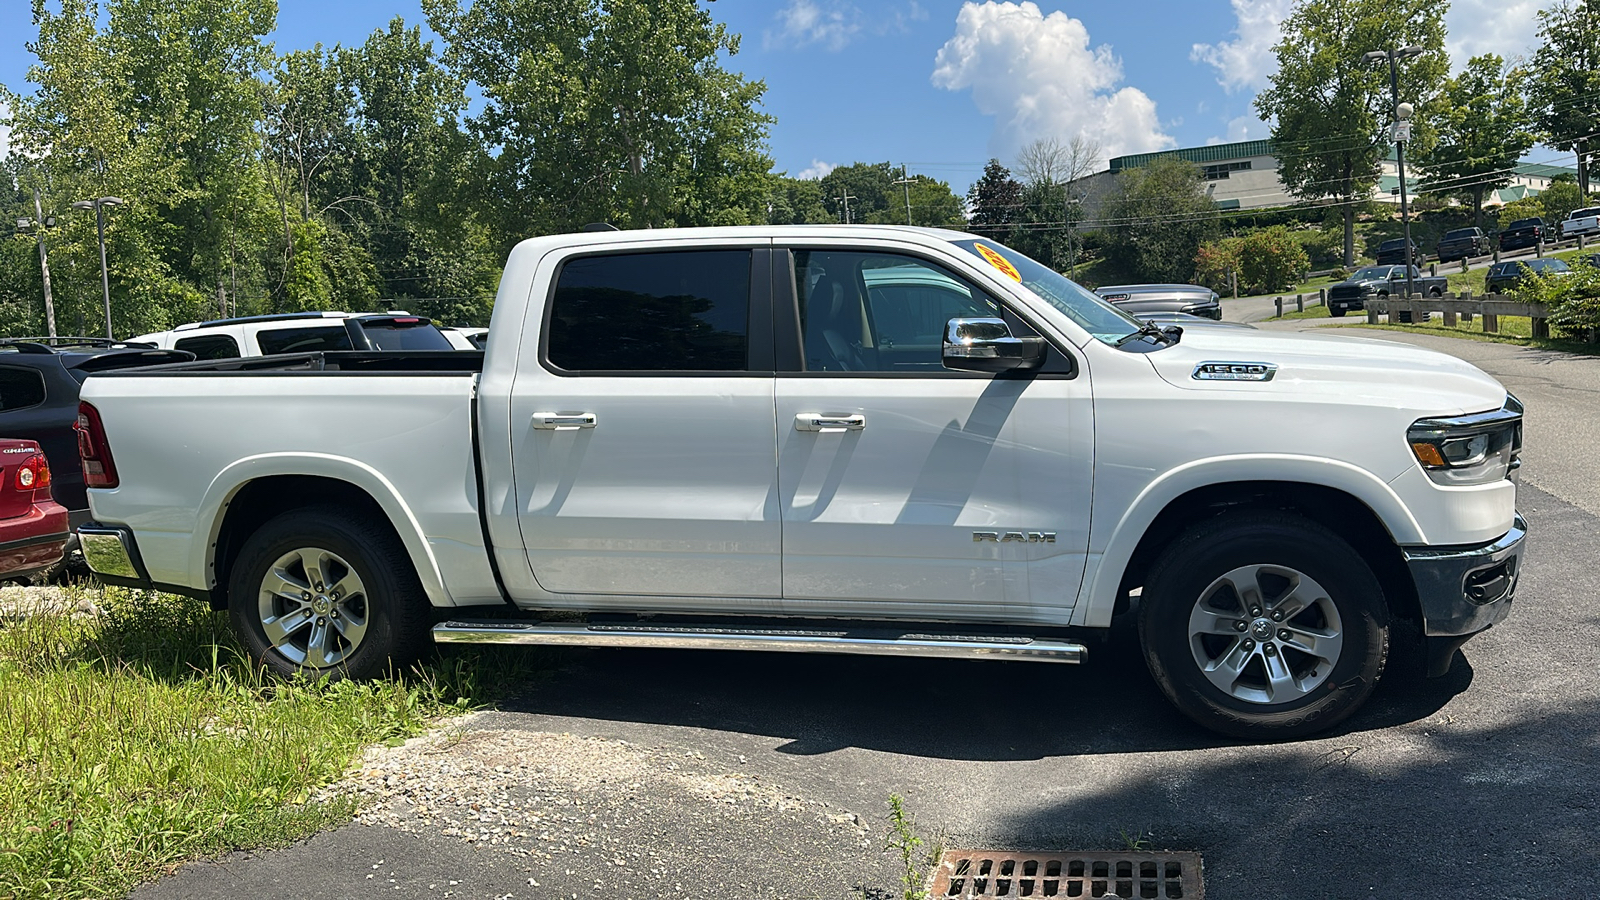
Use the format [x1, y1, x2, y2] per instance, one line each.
[973, 532, 1056, 543]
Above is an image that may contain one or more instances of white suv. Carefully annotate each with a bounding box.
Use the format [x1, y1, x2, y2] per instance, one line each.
[133, 312, 455, 359]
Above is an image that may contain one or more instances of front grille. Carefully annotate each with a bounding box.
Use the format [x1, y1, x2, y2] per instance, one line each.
[1328, 286, 1367, 301]
[930, 850, 1204, 899]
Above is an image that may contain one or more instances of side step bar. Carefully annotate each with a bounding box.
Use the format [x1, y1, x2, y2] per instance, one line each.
[433, 619, 1087, 664]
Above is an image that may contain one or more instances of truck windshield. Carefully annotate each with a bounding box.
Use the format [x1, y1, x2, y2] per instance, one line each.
[1351, 267, 1395, 280]
[953, 239, 1142, 346]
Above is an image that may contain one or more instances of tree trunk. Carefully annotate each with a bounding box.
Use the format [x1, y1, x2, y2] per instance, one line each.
[1473, 186, 1484, 229]
[1343, 204, 1355, 267]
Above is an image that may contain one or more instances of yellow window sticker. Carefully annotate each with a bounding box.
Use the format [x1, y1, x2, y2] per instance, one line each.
[975, 244, 1022, 282]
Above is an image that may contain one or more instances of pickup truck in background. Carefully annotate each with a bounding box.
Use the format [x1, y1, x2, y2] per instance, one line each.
[76, 226, 1526, 739]
[133, 312, 455, 359]
[1560, 207, 1600, 240]
[1325, 265, 1449, 318]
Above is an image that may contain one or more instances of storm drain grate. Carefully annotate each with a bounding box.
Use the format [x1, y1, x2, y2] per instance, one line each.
[929, 850, 1203, 899]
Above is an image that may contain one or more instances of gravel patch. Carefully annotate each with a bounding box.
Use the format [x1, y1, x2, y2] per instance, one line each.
[0, 584, 98, 619]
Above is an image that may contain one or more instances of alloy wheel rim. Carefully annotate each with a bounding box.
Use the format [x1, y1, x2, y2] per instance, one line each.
[1186, 563, 1345, 705]
[257, 547, 370, 669]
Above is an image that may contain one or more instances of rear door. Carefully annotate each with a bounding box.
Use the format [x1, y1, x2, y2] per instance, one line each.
[509, 243, 781, 603]
[773, 242, 1093, 621]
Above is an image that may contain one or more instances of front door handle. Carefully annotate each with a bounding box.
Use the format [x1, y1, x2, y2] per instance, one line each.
[532, 412, 597, 431]
[795, 413, 865, 433]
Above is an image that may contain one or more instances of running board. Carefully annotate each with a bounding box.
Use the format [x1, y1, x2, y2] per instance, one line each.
[432, 619, 1086, 664]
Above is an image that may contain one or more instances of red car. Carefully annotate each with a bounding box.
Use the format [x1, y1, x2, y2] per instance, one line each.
[0, 438, 70, 579]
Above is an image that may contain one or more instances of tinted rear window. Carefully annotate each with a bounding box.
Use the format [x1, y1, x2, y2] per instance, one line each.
[360, 321, 454, 351]
[0, 367, 46, 412]
[1530, 259, 1569, 272]
[255, 326, 353, 355]
[547, 250, 751, 372]
[1508, 219, 1541, 228]
[1379, 240, 1405, 250]
[1443, 229, 1475, 239]
[175, 334, 241, 359]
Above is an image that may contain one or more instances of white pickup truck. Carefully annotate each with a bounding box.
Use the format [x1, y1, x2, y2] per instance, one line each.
[75, 226, 1525, 738]
[1560, 206, 1600, 240]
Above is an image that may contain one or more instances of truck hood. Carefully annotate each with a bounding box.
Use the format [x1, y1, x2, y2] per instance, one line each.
[1142, 327, 1507, 416]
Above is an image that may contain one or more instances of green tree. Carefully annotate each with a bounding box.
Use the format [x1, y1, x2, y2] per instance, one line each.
[1492, 195, 1545, 226]
[818, 162, 895, 223]
[1100, 156, 1219, 284]
[1537, 177, 1592, 225]
[763, 175, 831, 224]
[867, 168, 965, 228]
[1527, 1, 1600, 195]
[1415, 54, 1534, 227]
[1255, 0, 1448, 265]
[1236, 226, 1312, 293]
[967, 159, 1025, 244]
[424, 0, 773, 236]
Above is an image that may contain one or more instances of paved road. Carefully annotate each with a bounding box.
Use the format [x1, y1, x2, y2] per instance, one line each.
[134, 329, 1600, 900]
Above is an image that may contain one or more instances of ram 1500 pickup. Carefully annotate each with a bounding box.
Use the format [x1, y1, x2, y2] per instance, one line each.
[75, 226, 1526, 739]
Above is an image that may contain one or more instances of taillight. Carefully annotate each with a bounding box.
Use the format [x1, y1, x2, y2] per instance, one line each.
[16, 453, 51, 493]
[76, 401, 119, 489]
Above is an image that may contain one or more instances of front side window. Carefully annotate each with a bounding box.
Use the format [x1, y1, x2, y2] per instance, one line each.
[0, 367, 46, 412]
[175, 334, 241, 360]
[794, 250, 999, 373]
[256, 326, 353, 355]
[547, 250, 751, 372]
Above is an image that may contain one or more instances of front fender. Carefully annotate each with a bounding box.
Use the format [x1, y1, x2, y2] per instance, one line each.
[191, 453, 456, 608]
[1072, 454, 1425, 627]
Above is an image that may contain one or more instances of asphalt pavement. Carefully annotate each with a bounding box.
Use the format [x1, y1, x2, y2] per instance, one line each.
[132, 328, 1600, 900]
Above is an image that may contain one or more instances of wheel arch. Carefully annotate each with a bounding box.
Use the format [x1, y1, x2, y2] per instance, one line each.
[193, 454, 454, 610]
[1078, 457, 1423, 628]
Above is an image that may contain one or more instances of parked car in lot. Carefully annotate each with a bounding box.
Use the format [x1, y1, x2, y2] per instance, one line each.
[1484, 257, 1572, 294]
[79, 225, 1525, 740]
[0, 438, 69, 581]
[1325, 265, 1448, 318]
[1374, 238, 1422, 265]
[0, 338, 193, 534]
[1497, 218, 1549, 252]
[1559, 207, 1600, 240]
[1093, 284, 1223, 321]
[133, 312, 455, 358]
[441, 327, 488, 350]
[1437, 228, 1490, 261]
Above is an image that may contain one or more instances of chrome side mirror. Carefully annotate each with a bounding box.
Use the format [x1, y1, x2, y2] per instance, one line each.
[942, 317, 1045, 373]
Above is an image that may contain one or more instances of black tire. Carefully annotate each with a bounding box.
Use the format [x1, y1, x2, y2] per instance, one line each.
[228, 505, 431, 680]
[1329, 307, 1347, 318]
[1138, 511, 1389, 740]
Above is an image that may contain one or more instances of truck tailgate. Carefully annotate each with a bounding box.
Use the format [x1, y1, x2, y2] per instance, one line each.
[79, 371, 501, 606]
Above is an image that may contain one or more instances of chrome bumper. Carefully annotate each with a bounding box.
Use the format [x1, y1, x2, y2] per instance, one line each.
[78, 523, 152, 586]
[1404, 514, 1526, 675]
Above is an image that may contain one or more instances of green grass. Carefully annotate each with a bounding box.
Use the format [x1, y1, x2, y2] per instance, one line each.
[0, 586, 550, 899]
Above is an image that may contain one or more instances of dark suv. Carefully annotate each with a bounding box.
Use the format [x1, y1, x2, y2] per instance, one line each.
[1437, 228, 1489, 262]
[1497, 218, 1548, 252]
[0, 338, 193, 532]
[1374, 238, 1422, 265]
[1484, 258, 1572, 294]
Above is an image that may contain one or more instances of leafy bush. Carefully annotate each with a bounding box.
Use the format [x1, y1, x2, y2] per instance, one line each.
[1193, 237, 1243, 293]
[1509, 257, 1600, 339]
[1237, 226, 1312, 294]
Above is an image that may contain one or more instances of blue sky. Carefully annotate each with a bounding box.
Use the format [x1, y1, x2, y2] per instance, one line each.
[0, 0, 1565, 195]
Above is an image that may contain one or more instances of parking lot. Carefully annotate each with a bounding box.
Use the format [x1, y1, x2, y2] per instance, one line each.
[133, 328, 1600, 900]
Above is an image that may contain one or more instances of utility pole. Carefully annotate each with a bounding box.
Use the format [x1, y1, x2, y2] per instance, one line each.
[892, 167, 914, 225]
[837, 189, 857, 225]
[29, 186, 59, 338]
[72, 197, 125, 339]
[1365, 46, 1426, 302]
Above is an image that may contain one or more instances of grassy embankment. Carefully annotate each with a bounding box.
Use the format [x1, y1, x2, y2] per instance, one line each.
[0, 586, 547, 900]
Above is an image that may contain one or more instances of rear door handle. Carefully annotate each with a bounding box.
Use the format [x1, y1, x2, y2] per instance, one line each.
[532, 412, 597, 431]
[795, 413, 865, 433]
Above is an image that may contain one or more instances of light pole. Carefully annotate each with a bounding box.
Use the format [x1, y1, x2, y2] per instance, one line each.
[1364, 46, 1426, 301]
[72, 197, 124, 339]
[16, 186, 59, 338]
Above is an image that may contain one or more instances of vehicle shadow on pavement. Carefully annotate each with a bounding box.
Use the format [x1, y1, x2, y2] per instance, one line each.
[493, 616, 1474, 761]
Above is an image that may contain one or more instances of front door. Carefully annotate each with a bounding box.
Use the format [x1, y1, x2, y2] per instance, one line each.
[774, 246, 1092, 622]
[510, 246, 781, 602]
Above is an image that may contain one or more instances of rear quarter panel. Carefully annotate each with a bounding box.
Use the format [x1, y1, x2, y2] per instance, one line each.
[80, 372, 500, 607]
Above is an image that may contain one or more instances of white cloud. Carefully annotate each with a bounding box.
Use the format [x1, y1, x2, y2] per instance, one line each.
[766, 1, 928, 52]
[931, 2, 1172, 164]
[1444, 0, 1551, 66]
[1190, 0, 1293, 93]
[796, 159, 836, 180]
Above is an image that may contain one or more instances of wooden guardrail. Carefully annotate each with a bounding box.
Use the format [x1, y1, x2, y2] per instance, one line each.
[1365, 292, 1552, 337]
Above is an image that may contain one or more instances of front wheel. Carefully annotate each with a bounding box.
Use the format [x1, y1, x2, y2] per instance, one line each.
[1138, 511, 1389, 740]
[228, 506, 432, 680]
[1329, 307, 1347, 318]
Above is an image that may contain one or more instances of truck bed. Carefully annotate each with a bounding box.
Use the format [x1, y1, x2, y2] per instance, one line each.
[79, 350, 500, 606]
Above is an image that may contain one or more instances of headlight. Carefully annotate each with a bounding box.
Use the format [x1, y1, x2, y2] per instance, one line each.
[1408, 395, 1523, 486]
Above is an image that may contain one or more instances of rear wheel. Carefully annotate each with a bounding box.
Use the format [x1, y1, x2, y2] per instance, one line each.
[1138, 511, 1389, 740]
[228, 506, 431, 680]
